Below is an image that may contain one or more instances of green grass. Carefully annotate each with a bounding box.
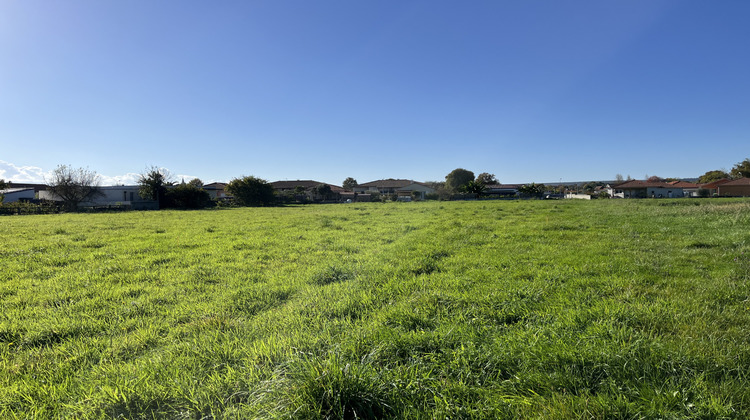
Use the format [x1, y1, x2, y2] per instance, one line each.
[1, 199, 750, 418]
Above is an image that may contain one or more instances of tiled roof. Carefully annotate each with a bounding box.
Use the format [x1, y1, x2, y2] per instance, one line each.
[270, 180, 344, 192]
[357, 179, 425, 188]
[614, 180, 675, 189]
[668, 181, 700, 188]
[699, 179, 731, 189]
[203, 182, 227, 189]
[721, 177, 750, 186]
[615, 180, 700, 189]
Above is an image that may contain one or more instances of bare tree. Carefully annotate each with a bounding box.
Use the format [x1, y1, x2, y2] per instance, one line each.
[46, 165, 103, 211]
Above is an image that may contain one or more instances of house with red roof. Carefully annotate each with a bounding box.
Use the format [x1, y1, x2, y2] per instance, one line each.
[717, 178, 750, 197]
[614, 180, 691, 198]
[698, 179, 731, 196]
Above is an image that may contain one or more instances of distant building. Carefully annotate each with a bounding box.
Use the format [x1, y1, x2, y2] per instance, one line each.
[203, 182, 229, 199]
[353, 179, 435, 200]
[0, 188, 36, 203]
[40, 185, 158, 210]
[717, 178, 750, 197]
[483, 184, 520, 197]
[614, 180, 689, 198]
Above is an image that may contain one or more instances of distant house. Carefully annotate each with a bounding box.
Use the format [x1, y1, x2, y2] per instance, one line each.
[40, 185, 158, 210]
[353, 179, 435, 200]
[271, 180, 345, 193]
[483, 184, 520, 197]
[614, 180, 689, 198]
[717, 178, 750, 197]
[667, 180, 700, 197]
[270, 180, 345, 201]
[3, 183, 48, 193]
[699, 179, 731, 196]
[0, 188, 36, 203]
[203, 182, 229, 199]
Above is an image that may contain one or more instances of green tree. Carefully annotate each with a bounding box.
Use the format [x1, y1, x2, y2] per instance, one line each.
[46, 165, 103, 211]
[462, 180, 486, 198]
[517, 183, 545, 197]
[315, 184, 333, 201]
[475, 172, 497, 185]
[165, 183, 211, 209]
[0, 179, 7, 204]
[698, 170, 729, 183]
[342, 177, 358, 191]
[730, 158, 750, 179]
[445, 168, 475, 192]
[187, 178, 204, 188]
[138, 167, 174, 209]
[225, 176, 275, 206]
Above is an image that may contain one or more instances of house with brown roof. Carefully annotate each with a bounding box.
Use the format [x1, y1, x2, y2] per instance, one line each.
[203, 182, 229, 199]
[717, 178, 750, 197]
[270, 180, 345, 202]
[353, 179, 435, 200]
[698, 179, 731, 196]
[614, 180, 690, 198]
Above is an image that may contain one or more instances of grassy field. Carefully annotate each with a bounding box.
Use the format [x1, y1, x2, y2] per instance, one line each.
[1, 199, 750, 419]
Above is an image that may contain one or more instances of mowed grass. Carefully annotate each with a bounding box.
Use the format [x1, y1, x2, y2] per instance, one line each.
[1, 199, 750, 419]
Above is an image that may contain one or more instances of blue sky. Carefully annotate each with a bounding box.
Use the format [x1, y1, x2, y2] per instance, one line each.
[1, 0, 748, 186]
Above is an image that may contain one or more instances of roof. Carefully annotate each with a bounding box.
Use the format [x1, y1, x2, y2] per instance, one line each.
[720, 177, 750, 186]
[203, 182, 227, 189]
[357, 179, 429, 188]
[0, 188, 35, 194]
[484, 184, 520, 189]
[700, 179, 731, 188]
[614, 180, 686, 189]
[270, 180, 345, 192]
[667, 181, 699, 188]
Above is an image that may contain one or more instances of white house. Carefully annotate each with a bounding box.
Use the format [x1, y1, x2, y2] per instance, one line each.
[40, 185, 158, 210]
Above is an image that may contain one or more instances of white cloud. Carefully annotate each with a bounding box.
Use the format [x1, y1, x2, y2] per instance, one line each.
[99, 173, 141, 186]
[0, 160, 160, 186]
[0, 160, 50, 183]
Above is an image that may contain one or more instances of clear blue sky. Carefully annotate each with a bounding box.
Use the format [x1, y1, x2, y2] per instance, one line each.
[2, 0, 748, 185]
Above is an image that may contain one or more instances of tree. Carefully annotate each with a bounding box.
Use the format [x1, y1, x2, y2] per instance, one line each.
[615, 174, 624, 183]
[647, 175, 664, 182]
[0, 179, 7, 204]
[463, 180, 486, 198]
[315, 184, 333, 201]
[730, 158, 750, 179]
[46, 165, 103, 211]
[475, 172, 498, 185]
[445, 168, 475, 192]
[517, 183, 545, 197]
[225, 176, 275, 206]
[698, 170, 729, 183]
[165, 183, 211, 209]
[342, 177, 358, 191]
[187, 178, 204, 188]
[138, 166, 174, 208]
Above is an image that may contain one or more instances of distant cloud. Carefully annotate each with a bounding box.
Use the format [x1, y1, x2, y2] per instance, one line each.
[0, 160, 168, 186]
[0, 160, 50, 183]
[99, 173, 141, 186]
